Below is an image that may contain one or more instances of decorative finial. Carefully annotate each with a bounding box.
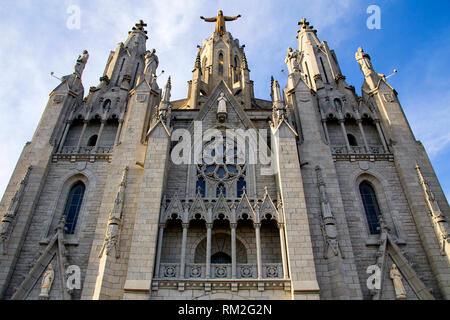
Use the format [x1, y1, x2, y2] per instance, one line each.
[194, 47, 202, 70]
[297, 18, 315, 33]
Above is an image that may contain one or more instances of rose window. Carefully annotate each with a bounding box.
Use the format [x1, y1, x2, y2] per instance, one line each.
[198, 138, 246, 182]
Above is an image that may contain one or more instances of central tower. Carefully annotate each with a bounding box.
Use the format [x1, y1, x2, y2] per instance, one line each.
[177, 11, 254, 110]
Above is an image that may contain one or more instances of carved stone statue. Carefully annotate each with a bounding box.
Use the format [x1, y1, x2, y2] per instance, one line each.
[217, 92, 228, 123]
[74, 50, 89, 78]
[285, 47, 301, 74]
[144, 49, 159, 77]
[355, 47, 374, 76]
[200, 10, 241, 35]
[390, 264, 407, 299]
[39, 264, 55, 300]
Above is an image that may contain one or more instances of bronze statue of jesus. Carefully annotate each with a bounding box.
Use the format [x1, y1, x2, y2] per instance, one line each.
[200, 10, 241, 35]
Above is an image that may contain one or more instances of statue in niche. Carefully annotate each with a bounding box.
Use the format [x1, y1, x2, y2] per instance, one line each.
[39, 264, 55, 300]
[74, 50, 89, 78]
[144, 49, 159, 77]
[285, 47, 301, 74]
[390, 264, 407, 299]
[217, 92, 228, 123]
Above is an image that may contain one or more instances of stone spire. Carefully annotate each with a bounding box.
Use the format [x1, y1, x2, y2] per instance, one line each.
[158, 77, 172, 122]
[124, 20, 148, 56]
[162, 76, 172, 103]
[272, 78, 286, 125]
[194, 46, 202, 71]
[241, 51, 249, 70]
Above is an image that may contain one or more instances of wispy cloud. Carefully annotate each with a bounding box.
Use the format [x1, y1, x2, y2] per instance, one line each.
[0, 1, 448, 201]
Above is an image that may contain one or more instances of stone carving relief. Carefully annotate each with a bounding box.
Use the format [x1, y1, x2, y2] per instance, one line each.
[99, 167, 128, 259]
[1, 166, 32, 254]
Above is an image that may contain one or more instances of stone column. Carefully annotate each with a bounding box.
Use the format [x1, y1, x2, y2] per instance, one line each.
[374, 119, 389, 153]
[76, 120, 89, 152]
[255, 223, 262, 279]
[57, 120, 72, 153]
[93, 119, 106, 153]
[206, 223, 212, 279]
[357, 119, 370, 153]
[179, 223, 189, 279]
[339, 119, 352, 153]
[154, 224, 165, 279]
[230, 223, 237, 279]
[278, 222, 289, 279]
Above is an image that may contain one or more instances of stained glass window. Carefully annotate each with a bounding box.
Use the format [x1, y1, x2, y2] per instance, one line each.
[63, 182, 85, 234]
[359, 182, 381, 235]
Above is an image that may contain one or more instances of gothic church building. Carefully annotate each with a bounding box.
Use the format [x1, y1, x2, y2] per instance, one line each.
[0, 13, 449, 300]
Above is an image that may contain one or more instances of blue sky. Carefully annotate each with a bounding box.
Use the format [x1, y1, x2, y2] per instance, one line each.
[0, 0, 448, 200]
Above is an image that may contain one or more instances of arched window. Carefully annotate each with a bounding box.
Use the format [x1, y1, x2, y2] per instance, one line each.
[87, 135, 98, 147]
[211, 252, 231, 264]
[218, 52, 224, 77]
[63, 182, 85, 234]
[237, 177, 246, 198]
[196, 177, 206, 198]
[233, 56, 240, 82]
[359, 182, 381, 235]
[347, 134, 358, 146]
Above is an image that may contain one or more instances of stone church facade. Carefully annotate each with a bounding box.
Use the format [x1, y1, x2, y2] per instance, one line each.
[0, 13, 449, 300]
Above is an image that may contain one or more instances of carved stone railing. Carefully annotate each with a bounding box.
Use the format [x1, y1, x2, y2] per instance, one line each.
[160, 263, 180, 278]
[237, 264, 257, 279]
[186, 264, 206, 279]
[331, 146, 348, 154]
[263, 264, 283, 279]
[54, 146, 114, 163]
[59, 146, 113, 154]
[159, 263, 282, 280]
[350, 146, 365, 154]
[60, 146, 78, 154]
[331, 144, 394, 162]
[212, 264, 232, 279]
[368, 145, 384, 154]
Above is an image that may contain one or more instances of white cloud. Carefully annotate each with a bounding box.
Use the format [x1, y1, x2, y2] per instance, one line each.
[2, 0, 447, 201]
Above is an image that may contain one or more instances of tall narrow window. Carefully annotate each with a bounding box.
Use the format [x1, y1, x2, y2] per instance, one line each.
[305, 62, 312, 87]
[237, 177, 246, 198]
[115, 58, 125, 86]
[359, 182, 381, 235]
[63, 182, 85, 234]
[320, 57, 330, 83]
[218, 52, 224, 77]
[196, 177, 206, 198]
[234, 56, 240, 82]
[131, 63, 140, 88]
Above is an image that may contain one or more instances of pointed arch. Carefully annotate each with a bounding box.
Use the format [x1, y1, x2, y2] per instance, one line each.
[63, 181, 86, 234]
[359, 181, 381, 234]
